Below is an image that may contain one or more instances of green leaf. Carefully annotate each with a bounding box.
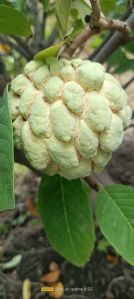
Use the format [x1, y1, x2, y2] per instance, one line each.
[89, 35, 103, 49]
[96, 184, 134, 265]
[42, 0, 49, 12]
[0, 0, 26, 11]
[69, 19, 84, 39]
[115, 59, 134, 73]
[100, 0, 127, 16]
[0, 5, 32, 36]
[125, 38, 134, 53]
[97, 239, 110, 252]
[70, 7, 78, 19]
[108, 48, 134, 73]
[0, 1, 13, 6]
[38, 175, 95, 267]
[34, 41, 65, 61]
[64, 27, 74, 38]
[14, 0, 26, 11]
[108, 48, 124, 66]
[0, 85, 14, 211]
[56, 0, 72, 37]
[76, 0, 91, 24]
[100, 0, 116, 16]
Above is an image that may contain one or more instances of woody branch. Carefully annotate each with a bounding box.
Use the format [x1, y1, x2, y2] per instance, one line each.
[61, 0, 132, 59]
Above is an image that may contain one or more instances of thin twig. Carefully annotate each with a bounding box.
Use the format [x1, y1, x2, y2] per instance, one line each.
[93, 12, 134, 63]
[89, 4, 132, 60]
[123, 75, 134, 89]
[0, 55, 10, 81]
[12, 52, 21, 74]
[40, 12, 46, 42]
[31, 0, 41, 50]
[106, 276, 134, 294]
[90, 33, 112, 60]
[84, 175, 100, 192]
[0, 270, 44, 290]
[13, 36, 33, 57]
[129, 0, 134, 12]
[46, 26, 58, 47]
[61, 27, 92, 58]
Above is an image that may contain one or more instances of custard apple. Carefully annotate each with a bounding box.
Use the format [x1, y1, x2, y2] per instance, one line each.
[8, 57, 131, 179]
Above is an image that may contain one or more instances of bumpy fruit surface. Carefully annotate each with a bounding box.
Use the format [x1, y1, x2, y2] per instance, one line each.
[8, 57, 131, 179]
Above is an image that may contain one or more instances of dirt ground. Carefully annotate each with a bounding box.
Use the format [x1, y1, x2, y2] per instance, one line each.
[0, 81, 134, 299]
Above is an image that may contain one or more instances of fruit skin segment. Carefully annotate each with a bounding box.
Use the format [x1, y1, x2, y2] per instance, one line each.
[8, 57, 132, 179]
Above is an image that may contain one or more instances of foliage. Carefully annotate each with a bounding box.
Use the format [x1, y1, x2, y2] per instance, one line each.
[0, 5, 31, 36]
[0, 85, 14, 211]
[34, 41, 65, 60]
[56, 0, 72, 37]
[38, 175, 94, 267]
[96, 185, 134, 265]
[107, 40, 134, 73]
[100, 0, 128, 16]
[38, 175, 134, 266]
[42, 0, 49, 12]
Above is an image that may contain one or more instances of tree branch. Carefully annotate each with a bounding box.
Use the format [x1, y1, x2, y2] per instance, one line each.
[92, 12, 134, 63]
[89, 4, 132, 60]
[13, 36, 33, 58]
[123, 75, 134, 89]
[61, 0, 132, 59]
[0, 55, 10, 81]
[46, 26, 58, 47]
[84, 175, 100, 192]
[0, 56, 10, 95]
[40, 12, 46, 43]
[31, 0, 41, 50]
[129, 0, 134, 11]
[98, 17, 130, 36]
[61, 27, 92, 58]
[90, 0, 101, 26]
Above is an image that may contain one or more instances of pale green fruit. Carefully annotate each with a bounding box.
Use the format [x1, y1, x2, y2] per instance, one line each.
[8, 57, 131, 179]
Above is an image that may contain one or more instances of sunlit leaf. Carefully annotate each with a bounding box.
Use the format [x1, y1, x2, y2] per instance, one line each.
[76, 0, 91, 24]
[34, 41, 65, 60]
